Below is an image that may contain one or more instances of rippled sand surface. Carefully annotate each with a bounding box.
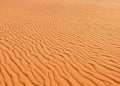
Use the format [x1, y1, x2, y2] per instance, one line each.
[0, 0, 120, 86]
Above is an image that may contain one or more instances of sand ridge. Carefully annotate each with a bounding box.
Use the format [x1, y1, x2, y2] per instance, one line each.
[0, 0, 120, 86]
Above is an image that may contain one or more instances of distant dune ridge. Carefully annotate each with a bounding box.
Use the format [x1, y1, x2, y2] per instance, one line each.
[0, 0, 120, 86]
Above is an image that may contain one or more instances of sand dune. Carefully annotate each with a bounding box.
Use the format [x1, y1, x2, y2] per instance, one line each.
[0, 0, 120, 86]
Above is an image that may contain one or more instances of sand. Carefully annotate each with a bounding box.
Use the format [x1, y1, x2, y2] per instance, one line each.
[0, 0, 120, 86]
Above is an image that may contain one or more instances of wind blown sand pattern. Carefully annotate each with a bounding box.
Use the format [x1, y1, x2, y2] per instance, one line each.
[0, 0, 120, 86]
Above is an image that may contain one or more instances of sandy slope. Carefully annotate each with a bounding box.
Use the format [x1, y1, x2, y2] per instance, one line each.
[0, 0, 120, 86]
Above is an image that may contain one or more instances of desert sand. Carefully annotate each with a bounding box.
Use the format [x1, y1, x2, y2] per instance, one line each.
[0, 0, 120, 86]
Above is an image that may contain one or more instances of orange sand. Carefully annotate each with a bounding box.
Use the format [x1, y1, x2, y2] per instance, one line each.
[0, 0, 120, 86]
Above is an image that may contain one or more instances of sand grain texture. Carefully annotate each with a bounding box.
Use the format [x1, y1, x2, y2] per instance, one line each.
[0, 0, 120, 86]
